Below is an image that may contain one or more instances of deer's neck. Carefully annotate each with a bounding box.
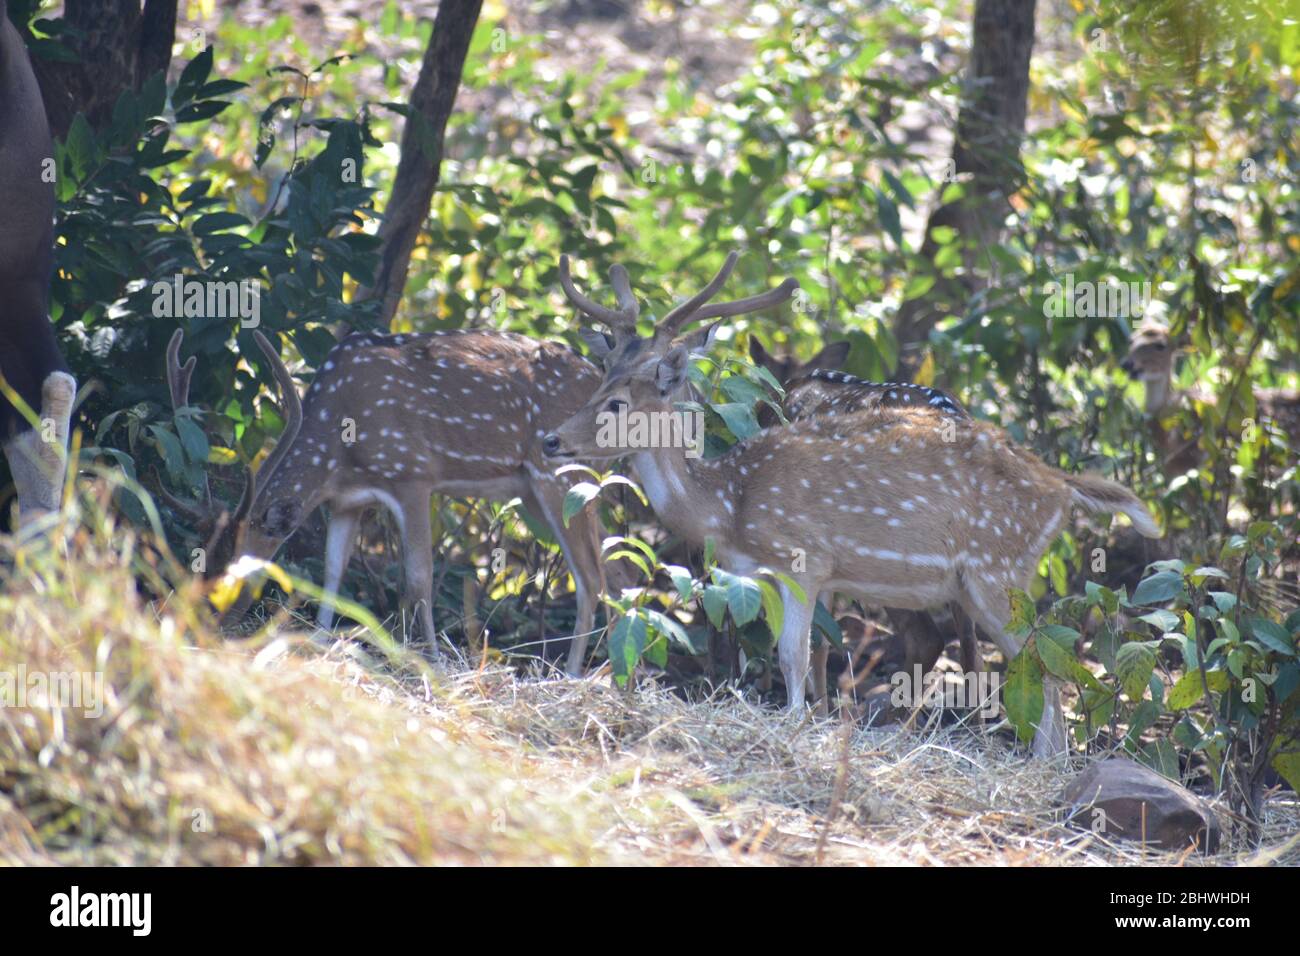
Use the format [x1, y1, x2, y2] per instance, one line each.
[1143, 372, 1175, 416]
[629, 446, 733, 544]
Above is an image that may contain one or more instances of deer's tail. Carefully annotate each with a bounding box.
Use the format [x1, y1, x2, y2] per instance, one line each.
[1064, 472, 1161, 538]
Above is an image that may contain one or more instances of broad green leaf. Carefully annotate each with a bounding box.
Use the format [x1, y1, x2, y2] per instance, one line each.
[1116, 642, 1158, 701]
[756, 579, 784, 635]
[1131, 570, 1184, 606]
[1004, 646, 1044, 744]
[1006, 587, 1035, 638]
[1168, 668, 1230, 709]
[1138, 609, 1180, 632]
[664, 565, 695, 603]
[812, 601, 843, 649]
[562, 481, 601, 526]
[1272, 751, 1300, 793]
[1249, 617, 1297, 656]
[701, 585, 728, 629]
[608, 611, 648, 687]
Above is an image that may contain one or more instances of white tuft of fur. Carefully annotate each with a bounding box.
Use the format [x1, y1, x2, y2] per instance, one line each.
[1069, 486, 1161, 539]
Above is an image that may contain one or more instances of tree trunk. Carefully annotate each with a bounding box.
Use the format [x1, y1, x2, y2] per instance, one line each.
[891, 0, 1036, 376]
[20, 0, 178, 140]
[356, 0, 484, 329]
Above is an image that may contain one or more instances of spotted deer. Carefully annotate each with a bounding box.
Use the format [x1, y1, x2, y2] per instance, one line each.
[1, 4, 76, 529]
[545, 253, 1162, 756]
[748, 340, 980, 715]
[1122, 321, 1300, 478]
[168, 327, 614, 673]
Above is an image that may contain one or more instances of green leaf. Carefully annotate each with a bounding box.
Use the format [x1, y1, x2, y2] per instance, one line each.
[711, 402, 760, 441]
[1006, 587, 1035, 638]
[1272, 751, 1300, 793]
[1003, 646, 1044, 744]
[645, 609, 692, 651]
[1168, 669, 1230, 709]
[714, 569, 762, 626]
[720, 374, 768, 405]
[1115, 642, 1158, 702]
[1138, 609, 1180, 632]
[756, 579, 784, 635]
[174, 416, 209, 464]
[1249, 617, 1297, 656]
[1037, 633, 1102, 689]
[1131, 570, 1184, 606]
[664, 564, 695, 603]
[701, 585, 728, 629]
[813, 601, 843, 649]
[562, 481, 600, 526]
[608, 611, 648, 687]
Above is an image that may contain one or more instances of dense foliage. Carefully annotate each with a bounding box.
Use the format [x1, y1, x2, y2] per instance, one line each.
[13, 0, 1298, 837]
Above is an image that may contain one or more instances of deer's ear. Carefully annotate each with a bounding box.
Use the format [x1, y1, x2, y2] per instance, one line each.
[679, 321, 720, 357]
[579, 328, 615, 362]
[808, 340, 850, 370]
[749, 336, 772, 369]
[656, 345, 691, 394]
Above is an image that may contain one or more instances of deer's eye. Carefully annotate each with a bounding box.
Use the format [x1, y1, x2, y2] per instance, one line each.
[606, 398, 628, 413]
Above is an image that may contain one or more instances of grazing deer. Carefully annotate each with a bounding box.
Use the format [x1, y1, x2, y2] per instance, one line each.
[1121, 321, 1300, 478]
[545, 253, 1162, 756]
[748, 339, 980, 716]
[168, 327, 613, 673]
[1, 4, 76, 529]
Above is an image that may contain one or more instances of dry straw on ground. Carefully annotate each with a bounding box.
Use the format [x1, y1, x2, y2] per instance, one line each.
[2, 504, 1297, 866]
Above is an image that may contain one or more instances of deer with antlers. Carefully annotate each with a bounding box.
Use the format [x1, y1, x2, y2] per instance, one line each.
[164, 326, 614, 673]
[545, 253, 1162, 756]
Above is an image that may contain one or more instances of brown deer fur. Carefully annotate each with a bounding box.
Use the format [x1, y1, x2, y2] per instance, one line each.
[547, 254, 1161, 756]
[214, 328, 613, 673]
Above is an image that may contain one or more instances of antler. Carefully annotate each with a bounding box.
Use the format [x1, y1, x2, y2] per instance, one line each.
[558, 255, 640, 337]
[657, 253, 799, 338]
[166, 329, 197, 409]
[249, 330, 303, 488]
[159, 330, 222, 526]
[157, 330, 295, 568]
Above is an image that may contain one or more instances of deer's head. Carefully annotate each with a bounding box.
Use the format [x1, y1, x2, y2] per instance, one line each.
[161, 329, 305, 600]
[1120, 322, 1176, 414]
[543, 253, 798, 461]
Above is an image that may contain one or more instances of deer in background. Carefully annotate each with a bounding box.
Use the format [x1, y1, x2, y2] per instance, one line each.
[168, 327, 615, 674]
[748, 338, 980, 716]
[545, 253, 1162, 756]
[1121, 321, 1300, 479]
[1, 3, 76, 529]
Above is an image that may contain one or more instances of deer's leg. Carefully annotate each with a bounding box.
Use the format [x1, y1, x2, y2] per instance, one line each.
[778, 584, 816, 713]
[317, 507, 362, 632]
[810, 592, 831, 717]
[527, 483, 603, 676]
[952, 604, 982, 676]
[395, 485, 438, 653]
[4, 370, 76, 528]
[960, 585, 1067, 758]
[885, 607, 946, 676]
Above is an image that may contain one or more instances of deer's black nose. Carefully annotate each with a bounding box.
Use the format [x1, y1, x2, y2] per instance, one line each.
[1120, 358, 1135, 375]
[542, 433, 563, 456]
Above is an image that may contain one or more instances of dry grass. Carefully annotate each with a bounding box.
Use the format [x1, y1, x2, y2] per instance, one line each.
[3, 500, 1297, 866]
